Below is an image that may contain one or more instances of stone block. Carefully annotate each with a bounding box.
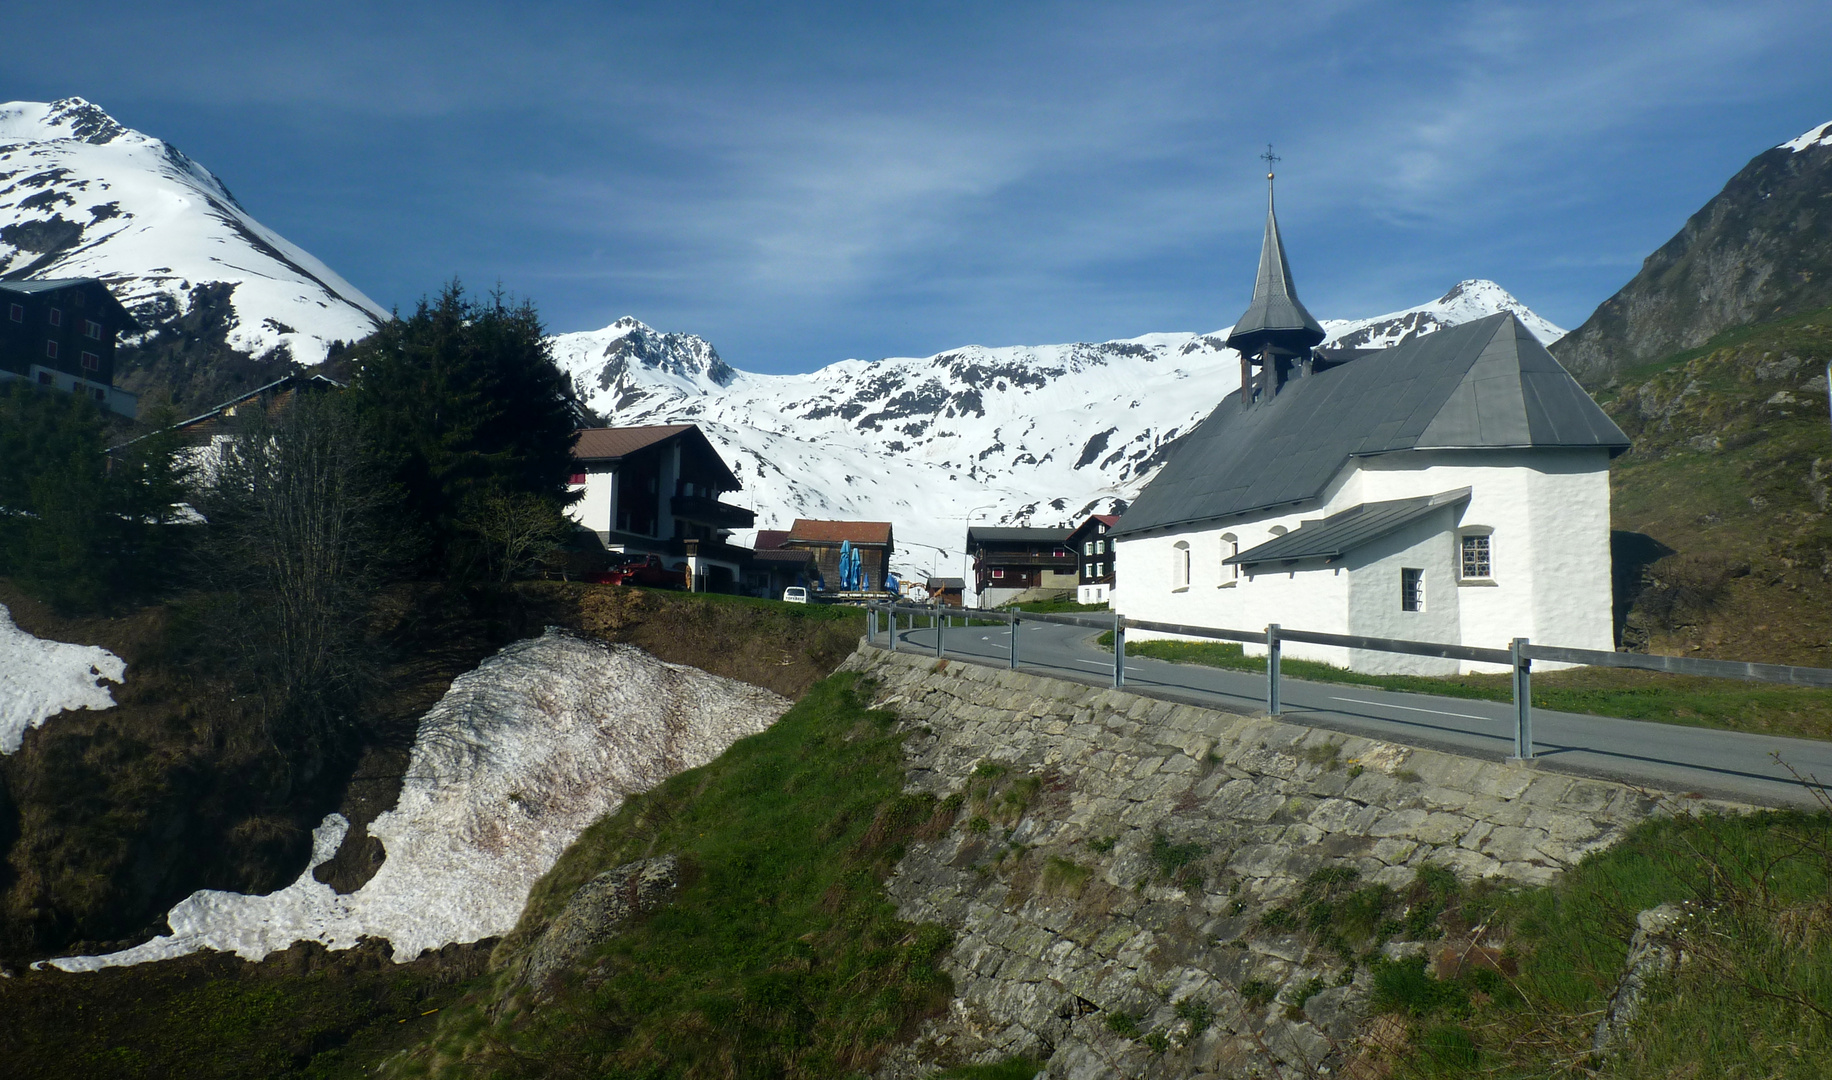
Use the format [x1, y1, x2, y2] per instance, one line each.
[1307, 797, 1381, 835]
[1369, 808, 1429, 837]
[1412, 811, 1475, 845]
[1426, 846, 1503, 880]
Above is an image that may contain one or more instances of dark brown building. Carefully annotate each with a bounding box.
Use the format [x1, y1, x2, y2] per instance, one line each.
[1066, 513, 1120, 604]
[967, 526, 1075, 607]
[0, 278, 138, 417]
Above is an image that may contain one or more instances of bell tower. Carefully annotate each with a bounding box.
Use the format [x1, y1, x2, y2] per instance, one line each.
[1224, 147, 1324, 404]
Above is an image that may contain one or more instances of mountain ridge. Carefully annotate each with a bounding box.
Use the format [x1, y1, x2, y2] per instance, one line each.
[0, 98, 386, 406]
[551, 281, 1565, 576]
[1552, 118, 1832, 386]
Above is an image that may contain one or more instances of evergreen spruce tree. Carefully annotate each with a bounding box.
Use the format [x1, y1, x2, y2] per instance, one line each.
[347, 281, 581, 573]
[0, 382, 188, 610]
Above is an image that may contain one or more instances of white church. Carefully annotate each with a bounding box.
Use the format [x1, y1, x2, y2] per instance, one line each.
[1110, 174, 1630, 675]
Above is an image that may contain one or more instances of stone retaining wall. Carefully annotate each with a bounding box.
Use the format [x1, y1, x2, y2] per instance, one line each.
[841, 646, 1743, 1079]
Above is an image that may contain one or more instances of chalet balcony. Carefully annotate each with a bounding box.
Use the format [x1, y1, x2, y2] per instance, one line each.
[975, 549, 1077, 569]
[671, 494, 755, 529]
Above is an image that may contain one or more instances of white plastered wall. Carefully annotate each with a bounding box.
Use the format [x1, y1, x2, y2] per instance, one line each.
[1112, 447, 1616, 674]
[565, 467, 616, 538]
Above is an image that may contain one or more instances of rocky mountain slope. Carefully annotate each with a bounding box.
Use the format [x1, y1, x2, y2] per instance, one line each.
[1553, 119, 1832, 387]
[0, 98, 386, 407]
[552, 281, 1563, 575]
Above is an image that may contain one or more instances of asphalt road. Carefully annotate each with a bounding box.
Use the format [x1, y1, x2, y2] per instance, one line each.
[879, 615, 1832, 809]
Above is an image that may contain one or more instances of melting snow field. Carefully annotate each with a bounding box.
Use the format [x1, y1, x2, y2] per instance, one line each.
[45, 630, 789, 971]
[0, 601, 125, 755]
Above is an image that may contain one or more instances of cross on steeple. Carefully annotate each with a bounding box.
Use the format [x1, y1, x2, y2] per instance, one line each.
[1260, 144, 1280, 176]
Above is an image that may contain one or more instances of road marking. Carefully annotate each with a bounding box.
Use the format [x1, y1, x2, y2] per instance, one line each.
[1328, 696, 1494, 722]
[1073, 659, 1139, 672]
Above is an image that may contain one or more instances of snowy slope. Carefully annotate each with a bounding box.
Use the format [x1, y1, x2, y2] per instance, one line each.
[552, 281, 1564, 579]
[0, 601, 125, 754]
[45, 631, 788, 970]
[0, 98, 385, 365]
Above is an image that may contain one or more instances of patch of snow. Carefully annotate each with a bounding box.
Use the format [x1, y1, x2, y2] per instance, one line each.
[1780, 121, 1832, 154]
[43, 630, 788, 970]
[0, 601, 124, 754]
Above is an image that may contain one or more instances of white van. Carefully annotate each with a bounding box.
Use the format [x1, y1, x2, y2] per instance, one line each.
[781, 587, 809, 604]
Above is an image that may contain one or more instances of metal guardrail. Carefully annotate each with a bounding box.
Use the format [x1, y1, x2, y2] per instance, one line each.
[866, 602, 1832, 762]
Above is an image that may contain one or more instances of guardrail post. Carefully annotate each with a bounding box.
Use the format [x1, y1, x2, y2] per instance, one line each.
[1510, 637, 1533, 761]
[867, 605, 877, 645]
[935, 607, 944, 658]
[889, 608, 899, 652]
[1267, 623, 1282, 716]
[1010, 613, 1020, 670]
[1113, 614, 1127, 688]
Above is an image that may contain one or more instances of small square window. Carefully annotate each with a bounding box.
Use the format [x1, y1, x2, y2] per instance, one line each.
[47, 308, 61, 327]
[45, 340, 58, 360]
[1401, 568, 1425, 612]
[7, 303, 21, 323]
[37, 371, 52, 385]
[84, 319, 103, 340]
[1460, 534, 1491, 579]
[80, 351, 99, 371]
[568, 472, 586, 485]
[991, 568, 1005, 579]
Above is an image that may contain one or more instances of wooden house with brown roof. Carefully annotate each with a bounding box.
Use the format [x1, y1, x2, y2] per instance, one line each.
[782, 519, 895, 597]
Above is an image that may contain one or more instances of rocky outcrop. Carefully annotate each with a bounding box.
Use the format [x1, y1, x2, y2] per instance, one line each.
[1553, 125, 1832, 386]
[517, 855, 680, 996]
[1592, 903, 1689, 1056]
[842, 647, 1743, 1079]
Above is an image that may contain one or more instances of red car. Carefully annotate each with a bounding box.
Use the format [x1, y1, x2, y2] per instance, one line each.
[584, 554, 686, 588]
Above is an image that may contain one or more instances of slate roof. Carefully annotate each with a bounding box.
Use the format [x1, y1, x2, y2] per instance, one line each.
[967, 526, 1072, 545]
[1224, 184, 1325, 358]
[927, 577, 966, 590]
[1227, 489, 1470, 566]
[1115, 313, 1630, 538]
[786, 519, 894, 545]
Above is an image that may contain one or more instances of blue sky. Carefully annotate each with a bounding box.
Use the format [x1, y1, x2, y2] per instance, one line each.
[5, 1, 1830, 373]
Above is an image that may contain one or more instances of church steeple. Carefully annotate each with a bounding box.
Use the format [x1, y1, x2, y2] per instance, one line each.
[1225, 150, 1324, 402]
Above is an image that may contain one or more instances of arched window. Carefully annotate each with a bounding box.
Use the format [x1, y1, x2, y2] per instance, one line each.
[1269, 525, 1288, 537]
[1220, 533, 1239, 585]
[1172, 540, 1191, 591]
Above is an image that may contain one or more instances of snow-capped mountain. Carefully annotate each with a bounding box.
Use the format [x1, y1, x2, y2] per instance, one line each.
[551, 282, 1564, 579]
[0, 98, 385, 366]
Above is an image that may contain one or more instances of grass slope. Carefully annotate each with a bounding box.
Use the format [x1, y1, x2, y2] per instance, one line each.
[390, 672, 953, 1080]
[1100, 635, 1832, 742]
[1362, 806, 1832, 1079]
[1599, 305, 1832, 668]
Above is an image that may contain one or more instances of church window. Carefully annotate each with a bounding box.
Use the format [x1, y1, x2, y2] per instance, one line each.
[1220, 533, 1238, 586]
[1401, 568, 1425, 612]
[1269, 525, 1288, 537]
[1172, 541, 1191, 591]
[1460, 533, 1492, 580]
